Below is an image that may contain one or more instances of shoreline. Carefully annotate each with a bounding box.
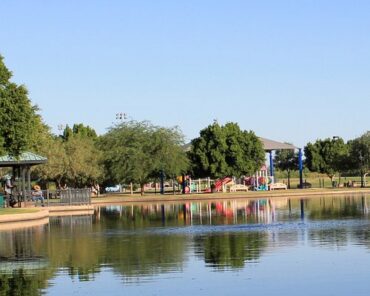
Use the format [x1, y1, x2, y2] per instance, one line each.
[0, 205, 94, 231]
[92, 188, 370, 205]
[0, 188, 369, 229]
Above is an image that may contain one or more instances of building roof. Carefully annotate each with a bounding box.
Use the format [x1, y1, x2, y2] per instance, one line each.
[259, 137, 298, 151]
[0, 152, 47, 167]
[183, 137, 298, 152]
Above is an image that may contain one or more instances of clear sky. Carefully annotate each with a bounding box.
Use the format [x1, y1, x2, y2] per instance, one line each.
[0, 0, 369, 147]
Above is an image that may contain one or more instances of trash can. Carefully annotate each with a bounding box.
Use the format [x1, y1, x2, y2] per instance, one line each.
[332, 181, 337, 188]
[0, 194, 4, 208]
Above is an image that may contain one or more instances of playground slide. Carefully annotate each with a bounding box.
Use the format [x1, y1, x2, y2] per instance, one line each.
[204, 177, 233, 192]
[214, 177, 232, 191]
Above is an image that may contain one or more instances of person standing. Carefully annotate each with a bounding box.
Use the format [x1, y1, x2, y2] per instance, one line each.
[4, 176, 17, 207]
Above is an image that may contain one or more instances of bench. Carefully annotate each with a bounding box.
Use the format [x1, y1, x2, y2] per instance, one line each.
[229, 184, 249, 192]
[269, 183, 287, 190]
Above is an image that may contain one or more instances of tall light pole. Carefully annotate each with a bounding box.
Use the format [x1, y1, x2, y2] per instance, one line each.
[58, 124, 65, 136]
[116, 113, 128, 121]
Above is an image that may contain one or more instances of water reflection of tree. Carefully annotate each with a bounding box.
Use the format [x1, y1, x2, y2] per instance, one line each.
[308, 197, 365, 220]
[352, 228, 370, 250]
[194, 232, 268, 269]
[0, 227, 52, 296]
[0, 269, 50, 296]
[309, 228, 349, 248]
[105, 235, 187, 279]
[47, 216, 102, 281]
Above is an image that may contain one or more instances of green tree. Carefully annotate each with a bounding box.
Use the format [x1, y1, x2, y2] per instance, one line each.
[32, 136, 69, 188]
[347, 131, 370, 187]
[99, 121, 189, 195]
[33, 130, 102, 188]
[0, 55, 41, 157]
[64, 136, 102, 187]
[61, 123, 97, 141]
[274, 148, 298, 189]
[188, 122, 265, 178]
[304, 137, 348, 183]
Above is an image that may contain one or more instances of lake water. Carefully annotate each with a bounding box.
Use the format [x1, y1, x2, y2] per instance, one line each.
[1, 194, 370, 295]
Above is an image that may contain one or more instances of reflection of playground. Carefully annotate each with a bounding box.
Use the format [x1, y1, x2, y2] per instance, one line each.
[104, 198, 288, 226]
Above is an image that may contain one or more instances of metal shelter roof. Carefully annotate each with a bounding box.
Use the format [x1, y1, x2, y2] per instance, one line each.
[259, 137, 298, 151]
[0, 152, 47, 167]
[183, 138, 298, 152]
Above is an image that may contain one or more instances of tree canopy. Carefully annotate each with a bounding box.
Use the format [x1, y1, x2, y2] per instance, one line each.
[188, 122, 265, 179]
[99, 121, 189, 194]
[0, 55, 41, 157]
[347, 131, 370, 175]
[304, 137, 348, 181]
[274, 148, 298, 189]
[33, 124, 102, 188]
[61, 123, 98, 141]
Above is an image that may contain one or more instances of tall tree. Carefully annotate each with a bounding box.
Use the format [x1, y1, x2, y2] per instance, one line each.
[63, 136, 102, 187]
[99, 121, 189, 195]
[274, 148, 298, 189]
[188, 122, 265, 178]
[33, 127, 102, 188]
[347, 131, 370, 187]
[32, 136, 68, 188]
[61, 123, 97, 141]
[304, 137, 348, 183]
[0, 55, 41, 156]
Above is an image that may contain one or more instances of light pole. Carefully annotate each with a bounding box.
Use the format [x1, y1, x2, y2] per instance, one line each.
[58, 124, 65, 137]
[116, 113, 128, 121]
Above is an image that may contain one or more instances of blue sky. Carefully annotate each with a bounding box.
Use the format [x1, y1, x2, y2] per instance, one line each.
[0, 0, 369, 147]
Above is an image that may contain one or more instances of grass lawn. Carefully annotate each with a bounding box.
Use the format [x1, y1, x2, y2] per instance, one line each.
[278, 176, 368, 189]
[0, 208, 40, 215]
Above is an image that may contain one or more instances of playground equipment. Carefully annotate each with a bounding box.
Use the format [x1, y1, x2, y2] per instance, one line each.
[204, 177, 233, 193]
[245, 165, 274, 191]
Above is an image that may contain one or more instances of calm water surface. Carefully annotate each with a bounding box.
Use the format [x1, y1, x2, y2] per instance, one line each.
[1, 195, 370, 295]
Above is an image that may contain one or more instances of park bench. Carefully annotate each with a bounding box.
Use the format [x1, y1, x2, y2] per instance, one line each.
[229, 184, 249, 192]
[269, 183, 287, 190]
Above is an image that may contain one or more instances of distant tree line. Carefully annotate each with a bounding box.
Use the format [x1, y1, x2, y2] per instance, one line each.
[0, 55, 369, 191]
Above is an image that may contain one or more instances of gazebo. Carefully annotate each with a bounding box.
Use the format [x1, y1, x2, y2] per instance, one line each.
[259, 137, 303, 188]
[0, 152, 47, 203]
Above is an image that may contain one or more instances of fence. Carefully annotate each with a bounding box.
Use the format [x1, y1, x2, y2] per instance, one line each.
[12, 188, 91, 207]
[59, 189, 91, 205]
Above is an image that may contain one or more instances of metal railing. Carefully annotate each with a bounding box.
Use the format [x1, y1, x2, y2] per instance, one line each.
[14, 188, 91, 207]
[59, 188, 91, 205]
